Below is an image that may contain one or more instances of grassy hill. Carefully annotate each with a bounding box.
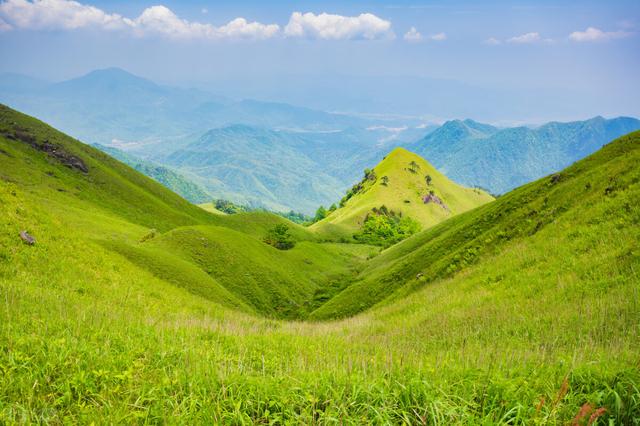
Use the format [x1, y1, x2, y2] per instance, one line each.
[0, 104, 375, 319]
[312, 147, 493, 236]
[1, 104, 639, 423]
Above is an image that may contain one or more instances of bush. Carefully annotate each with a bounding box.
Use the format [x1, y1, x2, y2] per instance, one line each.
[354, 207, 420, 247]
[263, 224, 296, 250]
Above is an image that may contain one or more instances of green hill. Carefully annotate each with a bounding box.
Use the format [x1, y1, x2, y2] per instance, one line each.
[0, 104, 375, 319]
[312, 147, 493, 237]
[1, 104, 639, 423]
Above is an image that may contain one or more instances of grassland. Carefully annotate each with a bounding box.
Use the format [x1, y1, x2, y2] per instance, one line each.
[1, 104, 639, 424]
[312, 147, 493, 237]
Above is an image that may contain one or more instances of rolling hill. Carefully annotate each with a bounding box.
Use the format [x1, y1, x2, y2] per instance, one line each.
[312, 147, 493, 237]
[1, 104, 639, 423]
[0, 104, 375, 319]
[409, 116, 640, 194]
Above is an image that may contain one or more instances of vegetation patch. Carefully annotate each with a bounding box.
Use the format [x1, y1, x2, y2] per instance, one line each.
[354, 205, 421, 247]
[263, 224, 296, 250]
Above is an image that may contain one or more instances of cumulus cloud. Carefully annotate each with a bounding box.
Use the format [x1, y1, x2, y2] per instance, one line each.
[484, 37, 501, 45]
[569, 26, 631, 42]
[0, 0, 280, 40]
[403, 26, 422, 42]
[0, 0, 131, 31]
[284, 11, 393, 40]
[430, 32, 446, 41]
[132, 6, 278, 40]
[507, 32, 541, 44]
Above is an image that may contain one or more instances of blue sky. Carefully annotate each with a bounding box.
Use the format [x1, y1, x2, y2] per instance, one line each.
[0, 0, 638, 122]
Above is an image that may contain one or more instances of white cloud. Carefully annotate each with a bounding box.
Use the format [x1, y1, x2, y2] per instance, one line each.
[133, 6, 279, 40]
[507, 32, 541, 44]
[429, 32, 446, 41]
[484, 37, 501, 45]
[403, 26, 422, 42]
[0, 0, 131, 31]
[0, 0, 280, 40]
[284, 11, 393, 40]
[569, 26, 631, 42]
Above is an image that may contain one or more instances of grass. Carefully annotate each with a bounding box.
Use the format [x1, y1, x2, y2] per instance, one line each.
[1, 104, 639, 423]
[312, 147, 494, 236]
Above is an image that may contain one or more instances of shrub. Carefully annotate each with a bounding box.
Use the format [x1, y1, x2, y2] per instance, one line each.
[263, 224, 296, 250]
[354, 207, 420, 247]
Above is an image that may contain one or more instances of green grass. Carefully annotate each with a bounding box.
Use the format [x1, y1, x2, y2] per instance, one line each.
[1, 104, 639, 424]
[312, 147, 494, 236]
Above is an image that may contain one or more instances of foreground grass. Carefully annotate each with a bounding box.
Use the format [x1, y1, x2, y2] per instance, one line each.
[1, 105, 639, 423]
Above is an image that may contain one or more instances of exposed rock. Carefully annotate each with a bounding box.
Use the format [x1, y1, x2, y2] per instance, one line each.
[422, 193, 449, 211]
[5, 130, 88, 173]
[19, 230, 35, 245]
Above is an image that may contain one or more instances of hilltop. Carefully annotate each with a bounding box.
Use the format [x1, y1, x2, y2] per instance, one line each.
[312, 147, 493, 237]
[1, 104, 639, 423]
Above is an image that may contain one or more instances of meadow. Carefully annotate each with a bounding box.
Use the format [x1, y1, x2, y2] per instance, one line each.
[1, 105, 639, 424]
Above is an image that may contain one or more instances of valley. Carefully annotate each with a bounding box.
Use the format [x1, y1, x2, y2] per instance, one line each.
[1, 104, 639, 423]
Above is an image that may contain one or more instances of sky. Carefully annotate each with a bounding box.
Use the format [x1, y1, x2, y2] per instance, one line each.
[0, 0, 639, 122]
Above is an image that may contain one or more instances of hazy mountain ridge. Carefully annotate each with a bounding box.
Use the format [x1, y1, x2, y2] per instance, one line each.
[409, 115, 640, 194]
[2, 68, 638, 214]
[0, 68, 376, 148]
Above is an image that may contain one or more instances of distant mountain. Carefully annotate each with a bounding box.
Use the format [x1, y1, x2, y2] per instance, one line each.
[409, 116, 640, 194]
[160, 125, 387, 214]
[93, 144, 212, 204]
[312, 147, 493, 237]
[0, 68, 372, 149]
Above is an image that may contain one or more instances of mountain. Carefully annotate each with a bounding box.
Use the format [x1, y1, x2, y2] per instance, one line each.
[5, 68, 636, 216]
[409, 116, 640, 194]
[161, 125, 347, 213]
[93, 144, 212, 204]
[0, 68, 372, 149]
[1, 104, 639, 422]
[312, 147, 493, 236]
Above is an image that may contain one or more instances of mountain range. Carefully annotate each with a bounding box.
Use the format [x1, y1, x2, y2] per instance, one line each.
[1, 68, 638, 215]
[408, 116, 640, 194]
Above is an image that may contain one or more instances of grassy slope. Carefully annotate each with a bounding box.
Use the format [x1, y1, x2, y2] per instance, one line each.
[197, 202, 226, 214]
[312, 147, 493, 236]
[0, 104, 372, 319]
[311, 131, 640, 319]
[1, 104, 639, 423]
[94, 143, 213, 204]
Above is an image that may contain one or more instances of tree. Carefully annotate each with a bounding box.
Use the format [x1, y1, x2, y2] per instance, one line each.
[314, 205, 328, 222]
[364, 168, 377, 181]
[381, 176, 389, 186]
[263, 224, 295, 250]
[425, 174, 432, 186]
[329, 203, 337, 211]
[408, 161, 420, 173]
